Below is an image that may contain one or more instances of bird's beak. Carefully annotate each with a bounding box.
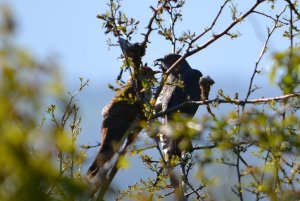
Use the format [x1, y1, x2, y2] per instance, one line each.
[155, 58, 168, 72]
[155, 58, 164, 63]
[153, 70, 161, 74]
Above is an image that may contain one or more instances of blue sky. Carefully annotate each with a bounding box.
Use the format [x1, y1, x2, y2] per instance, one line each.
[8, 0, 288, 85]
[12, 1, 288, 92]
[3, 0, 292, 199]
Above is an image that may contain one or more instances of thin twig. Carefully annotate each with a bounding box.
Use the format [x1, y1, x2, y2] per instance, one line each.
[192, 143, 218, 152]
[80, 143, 101, 149]
[155, 139, 186, 201]
[245, 23, 277, 101]
[284, 0, 300, 16]
[185, 186, 204, 198]
[233, 149, 260, 184]
[164, 0, 266, 77]
[61, 80, 89, 127]
[234, 92, 244, 201]
[133, 145, 156, 153]
[190, 0, 231, 45]
[253, 11, 288, 25]
[151, 1, 267, 111]
[186, 0, 265, 56]
[141, 1, 171, 49]
[151, 0, 231, 105]
[245, 6, 287, 102]
[152, 93, 300, 119]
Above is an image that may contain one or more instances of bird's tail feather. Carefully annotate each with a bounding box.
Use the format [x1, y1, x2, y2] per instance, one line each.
[86, 150, 114, 184]
[87, 158, 100, 181]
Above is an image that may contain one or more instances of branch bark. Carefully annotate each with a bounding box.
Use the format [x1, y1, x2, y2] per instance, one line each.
[164, 0, 266, 77]
[152, 93, 300, 119]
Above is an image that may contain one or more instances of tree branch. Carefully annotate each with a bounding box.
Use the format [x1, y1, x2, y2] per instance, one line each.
[253, 11, 288, 25]
[164, 0, 266, 77]
[245, 8, 285, 102]
[284, 0, 300, 17]
[186, 0, 266, 56]
[192, 143, 218, 152]
[152, 93, 300, 118]
[152, 1, 265, 116]
[154, 139, 187, 201]
[141, 1, 169, 49]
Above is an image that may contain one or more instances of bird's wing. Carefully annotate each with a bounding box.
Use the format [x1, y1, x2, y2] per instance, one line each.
[184, 69, 202, 99]
[101, 84, 141, 148]
[165, 69, 202, 117]
[87, 84, 141, 180]
[161, 74, 177, 112]
[160, 69, 203, 156]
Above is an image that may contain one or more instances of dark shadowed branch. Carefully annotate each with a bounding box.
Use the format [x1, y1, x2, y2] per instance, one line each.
[284, 0, 300, 16]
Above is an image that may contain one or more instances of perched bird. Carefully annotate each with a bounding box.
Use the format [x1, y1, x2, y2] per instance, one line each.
[199, 76, 215, 101]
[156, 54, 203, 157]
[87, 66, 155, 181]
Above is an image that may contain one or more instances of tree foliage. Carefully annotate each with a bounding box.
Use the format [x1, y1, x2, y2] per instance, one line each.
[95, 1, 300, 201]
[0, 5, 89, 201]
[1, 1, 300, 201]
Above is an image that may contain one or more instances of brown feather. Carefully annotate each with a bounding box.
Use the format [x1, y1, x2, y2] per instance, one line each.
[87, 66, 155, 180]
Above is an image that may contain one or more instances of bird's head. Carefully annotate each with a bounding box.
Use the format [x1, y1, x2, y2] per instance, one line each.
[155, 54, 181, 70]
[199, 75, 215, 87]
[155, 54, 190, 74]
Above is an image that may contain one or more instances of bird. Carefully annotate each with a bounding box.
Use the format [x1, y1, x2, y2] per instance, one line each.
[199, 76, 215, 101]
[155, 54, 203, 158]
[87, 66, 155, 181]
